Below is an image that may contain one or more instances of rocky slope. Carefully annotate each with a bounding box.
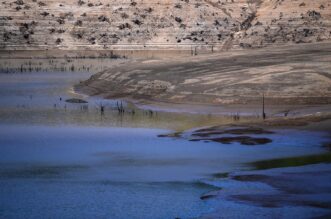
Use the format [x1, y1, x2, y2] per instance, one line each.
[0, 0, 330, 51]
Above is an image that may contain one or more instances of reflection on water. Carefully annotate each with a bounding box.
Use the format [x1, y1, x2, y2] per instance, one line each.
[0, 125, 327, 181]
[0, 124, 328, 218]
[0, 107, 256, 131]
[0, 64, 259, 130]
[0, 59, 330, 219]
[0, 179, 213, 219]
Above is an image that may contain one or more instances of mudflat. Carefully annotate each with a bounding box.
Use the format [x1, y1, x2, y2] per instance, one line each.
[77, 42, 331, 110]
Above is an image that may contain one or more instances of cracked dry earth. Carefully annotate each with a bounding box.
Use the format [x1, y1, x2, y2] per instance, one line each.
[77, 42, 331, 106]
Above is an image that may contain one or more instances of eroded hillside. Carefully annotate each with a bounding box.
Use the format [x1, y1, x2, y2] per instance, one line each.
[0, 0, 331, 50]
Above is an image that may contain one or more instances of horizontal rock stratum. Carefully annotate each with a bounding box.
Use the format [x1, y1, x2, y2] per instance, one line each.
[1, 0, 331, 51]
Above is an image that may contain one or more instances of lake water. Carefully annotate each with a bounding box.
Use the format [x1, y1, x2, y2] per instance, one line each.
[0, 59, 330, 219]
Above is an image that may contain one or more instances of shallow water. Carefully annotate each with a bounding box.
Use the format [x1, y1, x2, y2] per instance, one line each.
[0, 61, 330, 218]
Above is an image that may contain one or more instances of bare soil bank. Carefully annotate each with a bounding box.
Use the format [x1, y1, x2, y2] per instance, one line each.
[77, 42, 331, 110]
[0, 49, 197, 59]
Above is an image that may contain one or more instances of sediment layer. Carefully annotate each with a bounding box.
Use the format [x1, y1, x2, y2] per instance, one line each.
[1, 0, 330, 52]
[77, 42, 331, 105]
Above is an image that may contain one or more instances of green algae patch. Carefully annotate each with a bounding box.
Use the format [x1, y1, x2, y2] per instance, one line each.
[251, 152, 331, 170]
[65, 98, 88, 103]
[211, 172, 229, 178]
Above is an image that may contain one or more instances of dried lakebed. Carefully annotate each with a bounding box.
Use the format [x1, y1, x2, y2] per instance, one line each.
[77, 42, 331, 107]
[0, 61, 331, 218]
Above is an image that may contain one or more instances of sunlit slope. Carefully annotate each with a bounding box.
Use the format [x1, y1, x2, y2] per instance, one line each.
[0, 0, 330, 50]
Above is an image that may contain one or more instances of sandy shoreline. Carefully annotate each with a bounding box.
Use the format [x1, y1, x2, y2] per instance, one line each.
[73, 42, 331, 131]
[76, 42, 331, 108]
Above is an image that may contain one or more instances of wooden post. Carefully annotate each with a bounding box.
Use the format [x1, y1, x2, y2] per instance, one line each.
[262, 93, 266, 120]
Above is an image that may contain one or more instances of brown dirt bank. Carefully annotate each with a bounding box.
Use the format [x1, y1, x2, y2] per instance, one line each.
[76, 42, 331, 110]
[0, 49, 195, 59]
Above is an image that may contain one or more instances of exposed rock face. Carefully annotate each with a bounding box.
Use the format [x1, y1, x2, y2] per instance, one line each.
[0, 0, 330, 50]
[237, 0, 331, 47]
